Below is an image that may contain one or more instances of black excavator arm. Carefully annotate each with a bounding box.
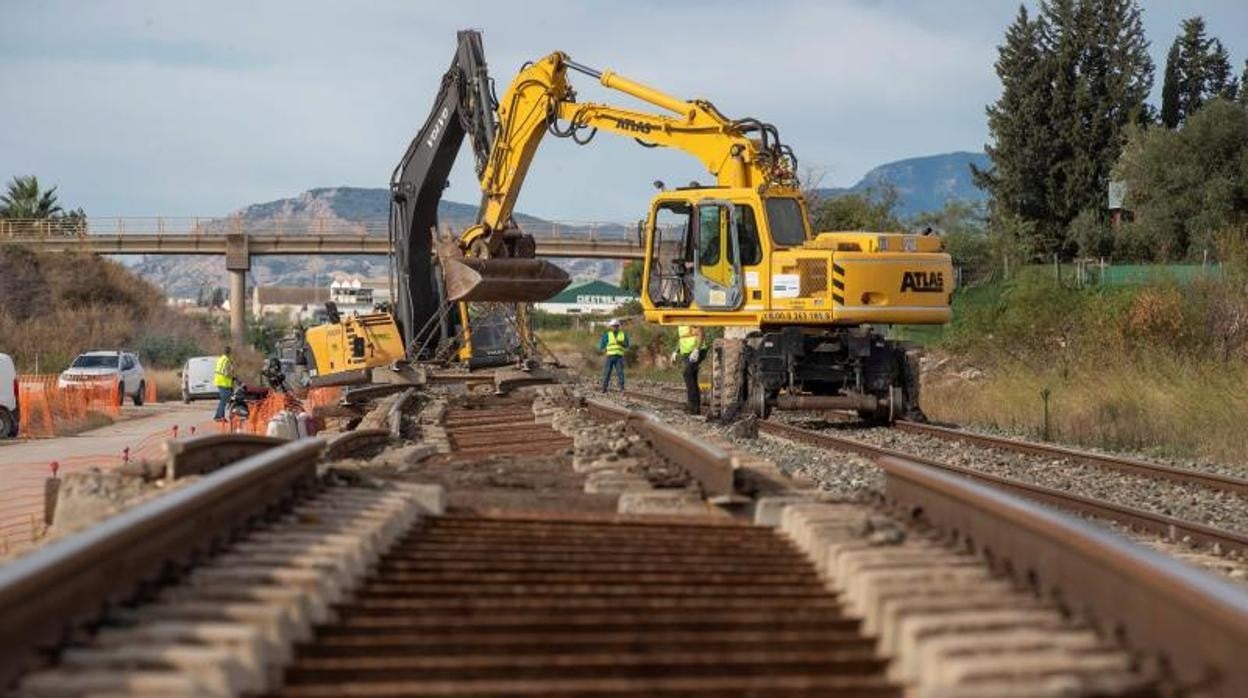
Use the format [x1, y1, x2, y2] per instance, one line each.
[388, 29, 496, 355]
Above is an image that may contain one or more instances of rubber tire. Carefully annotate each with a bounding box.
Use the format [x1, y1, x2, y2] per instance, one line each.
[0, 408, 15, 439]
[133, 381, 144, 406]
[709, 338, 745, 420]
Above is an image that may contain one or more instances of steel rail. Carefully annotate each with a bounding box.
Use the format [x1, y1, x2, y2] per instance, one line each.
[323, 428, 392, 460]
[620, 389, 1248, 553]
[164, 432, 286, 479]
[894, 419, 1248, 497]
[880, 455, 1248, 697]
[0, 438, 325, 687]
[584, 397, 735, 498]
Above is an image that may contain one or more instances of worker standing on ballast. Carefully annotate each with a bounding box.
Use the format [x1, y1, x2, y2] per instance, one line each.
[677, 325, 705, 414]
[599, 318, 629, 392]
[213, 346, 234, 422]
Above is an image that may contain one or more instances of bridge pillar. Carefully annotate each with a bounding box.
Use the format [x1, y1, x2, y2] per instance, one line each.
[225, 233, 250, 349]
[228, 270, 246, 348]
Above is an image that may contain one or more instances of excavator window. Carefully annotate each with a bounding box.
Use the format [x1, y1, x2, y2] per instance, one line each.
[765, 197, 809, 246]
[734, 205, 763, 266]
[646, 203, 693, 308]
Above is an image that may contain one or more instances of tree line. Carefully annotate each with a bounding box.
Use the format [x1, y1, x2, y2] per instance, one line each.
[978, 1, 1247, 264]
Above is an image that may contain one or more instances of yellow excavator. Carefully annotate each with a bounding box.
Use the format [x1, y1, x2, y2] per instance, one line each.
[311, 31, 954, 420]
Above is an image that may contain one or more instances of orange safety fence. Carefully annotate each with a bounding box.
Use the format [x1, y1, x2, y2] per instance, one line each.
[227, 386, 342, 435]
[0, 420, 214, 552]
[17, 374, 123, 438]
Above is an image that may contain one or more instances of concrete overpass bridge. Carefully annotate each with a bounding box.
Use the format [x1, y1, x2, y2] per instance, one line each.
[0, 217, 644, 344]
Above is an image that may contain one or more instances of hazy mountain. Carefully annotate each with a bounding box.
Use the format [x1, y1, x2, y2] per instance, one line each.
[812, 151, 989, 218]
[128, 187, 622, 297]
[130, 152, 989, 296]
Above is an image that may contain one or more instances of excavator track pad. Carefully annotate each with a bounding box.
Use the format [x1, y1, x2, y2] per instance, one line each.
[442, 256, 571, 303]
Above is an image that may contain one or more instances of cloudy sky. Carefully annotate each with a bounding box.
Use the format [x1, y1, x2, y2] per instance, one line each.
[1, 1, 1245, 221]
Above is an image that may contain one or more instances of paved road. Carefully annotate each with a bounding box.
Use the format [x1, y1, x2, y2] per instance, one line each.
[0, 401, 218, 466]
[0, 401, 221, 548]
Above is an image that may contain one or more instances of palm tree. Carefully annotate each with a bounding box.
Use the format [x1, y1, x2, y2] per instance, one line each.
[0, 175, 63, 219]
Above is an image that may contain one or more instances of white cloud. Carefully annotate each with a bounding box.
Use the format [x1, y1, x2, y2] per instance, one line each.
[0, 0, 1243, 220]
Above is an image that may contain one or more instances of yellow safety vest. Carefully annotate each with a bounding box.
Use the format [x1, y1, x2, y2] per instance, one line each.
[677, 326, 702, 356]
[214, 354, 234, 388]
[605, 330, 627, 357]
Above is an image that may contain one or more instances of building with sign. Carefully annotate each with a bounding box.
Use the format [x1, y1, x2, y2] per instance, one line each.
[535, 279, 639, 315]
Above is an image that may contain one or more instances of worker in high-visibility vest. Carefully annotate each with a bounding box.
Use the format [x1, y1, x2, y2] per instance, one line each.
[213, 346, 235, 421]
[676, 325, 706, 414]
[598, 318, 629, 392]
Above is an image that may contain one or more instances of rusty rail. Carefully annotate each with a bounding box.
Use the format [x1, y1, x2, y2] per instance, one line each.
[164, 433, 286, 479]
[880, 455, 1248, 697]
[894, 419, 1248, 496]
[619, 390, 1248, 553]
[584, 397, 734, 498]
[323, 428, 392, 461]
[759, 418, 1248, 554]
[0, 438, 325, 687]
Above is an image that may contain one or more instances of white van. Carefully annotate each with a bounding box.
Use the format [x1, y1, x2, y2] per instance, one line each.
[0, 352, 18, 438]
[181, 356, 219, 402]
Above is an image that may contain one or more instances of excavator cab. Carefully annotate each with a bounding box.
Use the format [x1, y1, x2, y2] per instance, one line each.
[643, 189, 772, 314]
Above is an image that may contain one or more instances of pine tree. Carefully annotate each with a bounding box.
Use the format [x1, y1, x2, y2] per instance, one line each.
[1205, 39, 1237, 100]
[1160, 41, 1182, 128]
[1240, 61, 1248, 107]
[974, 5, 1054, 252]
[979, 0, 1153, 259]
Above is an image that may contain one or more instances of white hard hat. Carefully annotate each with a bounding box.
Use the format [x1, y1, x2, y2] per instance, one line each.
[609, 318, 620, 327]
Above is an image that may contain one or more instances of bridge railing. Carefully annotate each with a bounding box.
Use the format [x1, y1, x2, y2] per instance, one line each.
[0, 217, 648, 245]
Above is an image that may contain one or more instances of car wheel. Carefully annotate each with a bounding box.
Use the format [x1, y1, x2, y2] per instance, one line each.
[133, 381, 145, 406]
[0, 408, 15, 439]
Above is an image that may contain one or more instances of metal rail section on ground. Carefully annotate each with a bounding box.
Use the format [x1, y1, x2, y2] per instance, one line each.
[584, 397, 735, 498]
[0, 438, 325, 687]
[881, 455, 1248, 696]
[164, 432, 286, 479]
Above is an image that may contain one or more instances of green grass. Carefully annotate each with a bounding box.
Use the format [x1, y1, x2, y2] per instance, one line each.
[921, 267, 1248, 466]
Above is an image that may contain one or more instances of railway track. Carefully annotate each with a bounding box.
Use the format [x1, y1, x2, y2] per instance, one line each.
[623, 388, 1248, 554]
[4, 382, 1248, 695]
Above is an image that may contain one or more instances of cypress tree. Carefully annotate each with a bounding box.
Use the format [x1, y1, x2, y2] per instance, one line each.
[1160, 41, 1182, 128]
[1175, 17, 1211, 118]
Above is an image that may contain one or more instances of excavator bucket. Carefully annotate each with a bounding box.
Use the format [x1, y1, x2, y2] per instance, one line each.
[442, 256, 571, 303]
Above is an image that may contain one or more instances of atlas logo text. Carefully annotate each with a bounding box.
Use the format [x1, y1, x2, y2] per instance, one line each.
[900, 271, 944, 293]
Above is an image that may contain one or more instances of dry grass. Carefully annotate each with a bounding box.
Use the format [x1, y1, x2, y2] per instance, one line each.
[923, 354, 1248, 467]
[149, 369, 182, 403]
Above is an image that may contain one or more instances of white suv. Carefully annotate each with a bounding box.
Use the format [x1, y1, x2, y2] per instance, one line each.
[58, 351, 147, 406]
[0, 352, 17, 438]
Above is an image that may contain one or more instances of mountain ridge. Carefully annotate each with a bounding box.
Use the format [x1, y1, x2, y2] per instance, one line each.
[129, 151, 988, 295]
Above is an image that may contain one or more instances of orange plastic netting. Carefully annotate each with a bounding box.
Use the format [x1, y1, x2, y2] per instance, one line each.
[17, 374, 122, 438]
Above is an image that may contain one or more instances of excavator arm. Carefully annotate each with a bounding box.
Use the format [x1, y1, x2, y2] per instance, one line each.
[457, 52, 799, 260]
[389, 30, 496, 352]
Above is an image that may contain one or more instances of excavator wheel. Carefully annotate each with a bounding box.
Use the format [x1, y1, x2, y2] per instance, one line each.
[901, 350, 925, 422]
[709, 338, 745, 420]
